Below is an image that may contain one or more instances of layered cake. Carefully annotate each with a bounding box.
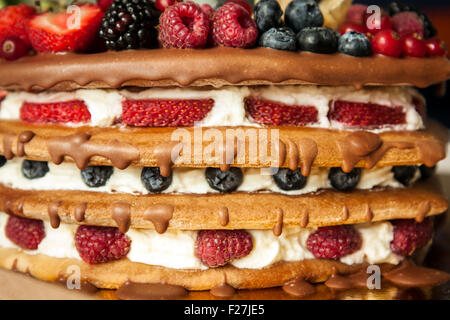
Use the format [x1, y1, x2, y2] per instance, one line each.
[0, 0, 449, 299]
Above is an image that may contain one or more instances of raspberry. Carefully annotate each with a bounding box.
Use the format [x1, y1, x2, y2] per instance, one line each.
[120, 99, 214, 127]
[345, 4, 367, 25]
[75, 225, 131, 264]
[212, 2, 258, 48]
[224, 0, 253, 16]
[328, 100, 406, 128]
[245, 97, 318, 126]
[195, 230, 253, 267]
[392, 12, 424, 38]
[159, 2, 209, 49]
[306, 225, 362, 259]
[390, 218, 433, 256]
[5, 215, 45, 250]
[0, 4, 36, 49]
[20, 100, 91, 124]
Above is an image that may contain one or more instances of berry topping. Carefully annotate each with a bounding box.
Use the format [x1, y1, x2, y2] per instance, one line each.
[338, 31, 372, 57]
[0, 155, 6, 168]
[387, 1, 436, 39]
[21, 160, 49, 180]
[205, 167, 243, 193]
[339, 22, 367, 36]
[345, 4, 367, 25]
[28, 4, 103, 53]
[0, 36, 28, 61]
[272, 168, 307, 191]
[141, 167, 172, 193]
[155, 0, 181, 12]
[245, 97, 318, 126]
[285, 0, 323, 33]
[391, 11, 424, 38]
[390, 218, 433, 256]
[371, 29, 402, 57]
[328, 167, 361, 191]
[254, 0, 282, 34]
[425, 38, 447, 57]
[20, 100, 91, 124]
[97, 0, 114, 11]
[75, 225, 131, 264]
[296, 27, 339, 54]
[5, 215, 45, 250]
[224, 0, 253, 16]
[363, 10, 392, 34]
[81, 166, 114, 188]
[329, 100, 406, 128]
[195, 230, 253, 267]
[0, 4, 36, 49]
[419, 165, 435, 181]
[99, 0, 160, 51]
[212, 2, 258, 48]
[259, 26, 297, 51]
[120, 99, 214, 127]
[306, 225, 362, 259]
[159, 2, 209, 49]
[401, 33, 427, 57]
[392, 165, 418, 186]
[200, 4, 214, 18]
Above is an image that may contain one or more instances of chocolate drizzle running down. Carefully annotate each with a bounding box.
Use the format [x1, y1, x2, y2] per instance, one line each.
[218, 138, 239, 172]
[273, 208, 284, 236]
[153, 141, 182, 177]
[74, 202, 87, 222]
[16, 131, 35, 157]
[300, 210, 309, 228]
[365, 204, 373, 222]
[282, 278, 316, 297]
[298, 138, 318, 176]
[144, 204, 174, 234]
[218, 207, 229, 226]
[112, 202, 131, 233]
[286, 139, 299, 171]
[415, 201, 431, 223]
[383, 260, 450, 287]
[115, 281, 187, 300]
[342, 206, 349, 221]
[416, 140, 446, 167]
[47, 132, 139, 170]
[210, 283, 236, 298]
[47, 201, 61, 229]
[2, 133, 15, 160]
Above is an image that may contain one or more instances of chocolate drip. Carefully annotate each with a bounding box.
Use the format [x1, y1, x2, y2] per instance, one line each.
[3, 197, 22, 215]
[286, 140, 299, 170]
[365, 204, 373, 222]
[273, 208, 284, 236]
[2, 133, 15, 160]
[277, 140, 286, 168]
[325, 269, 369, 290]
[300, 210, 309, 228]
[153, 142, 182, 177]
[47, 201, 61, 228]
[384, 260, 450, 287]
[57, 276, 98, 294]
[218, 207, 229, 226]
[115, 282, 187, 300]
[210, 283, 236, 298]
[144, 204, 174, 234]
[218, 138, 239, 172]
[298, 138, 318, 176]
[416, 140, 446, 167]
[415, 201, 430, 223]
[282, 278, 316, 297]
[112, 202, 131, 233]
[342, 206, 349, 221]
[16, 131, 35, 157]
[74, 202, 87, 222]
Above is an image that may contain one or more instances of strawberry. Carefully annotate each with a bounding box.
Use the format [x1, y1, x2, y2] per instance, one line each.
[245, 97, 318, 126]
[120, 99, 214, 127]
[329, 100, 406, 128]
[0, 4, 36, 49]
[20, 100, 91, 124]
[27, 4, 103, 53]
[5, 215, 45, 250]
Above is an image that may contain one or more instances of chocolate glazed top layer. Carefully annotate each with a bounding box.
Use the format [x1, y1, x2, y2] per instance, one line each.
[0, 47, 449, 91]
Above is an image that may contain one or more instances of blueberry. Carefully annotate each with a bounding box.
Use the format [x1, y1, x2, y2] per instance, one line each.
[21, 160, 49, 179]
[338, 31, 371, 57]
[254, 0, 283, 33]
[81, 166, 114, 188]
[392, 166, 418, 186]
[285, 0, 323, 33]
[0, 155, 6, 168]
[141, 167, 172, 193]
[273, 168, 307, 190]
[328, 167, 361, 191]
[297, 27, 339, 54]
[259, 27, 297, 51]
[419, 165, 435, 181]
[205, 167, 243, 193]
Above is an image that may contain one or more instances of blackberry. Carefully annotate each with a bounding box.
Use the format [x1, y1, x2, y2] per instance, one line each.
[99, 0, 160, 51]
[81, 166, 114, 188]
[205, 167, 243, 193]
[21, 160, 49, 179]
[141, 167, 172, 193]
[328, 167, 361, 191]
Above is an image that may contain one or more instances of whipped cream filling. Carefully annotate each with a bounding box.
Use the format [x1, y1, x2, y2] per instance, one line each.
[0, 158, 408, 195]
[0, 212, 402, 270]
[0, 85, 424, 131]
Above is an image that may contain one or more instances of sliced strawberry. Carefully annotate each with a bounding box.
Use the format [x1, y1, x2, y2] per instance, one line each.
[328, 100, 406, 128]
[120, 99, 214, 127]
[20, 100, 91, 124]
[245, 97, 318, 126]
[0, 4, 36, 48]
[27, 4, 103, 53]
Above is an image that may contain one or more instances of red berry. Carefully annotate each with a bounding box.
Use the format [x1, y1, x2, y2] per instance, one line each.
[155, 0, 182, 12]
[0, 4, 35, 49]
[195, 230, 253, 267]
[345, 4, 367, 25]
[390, 219, 433, 256]
[212, 2, 258, 48]
[329, 100, 406, 128]
[401, 33, 427, 57]
[20, 100, 91, 124]
[363, 11, 392, 34]
[120, 99, 214, 127]
[339, 22, 367, 35]
[306, 225, 362, 260]
[159, 2, 209, 49]
[425, 38, 447, 57]
[371, 29, 402, 57]
[27, 4, 104, 53]
[5, 215, 45, 250]
[245, 97, 318, 126]
[97, 0, 114, 11]
[1, 37, 28, 61]
[224, 0, 252, 16]
[391, 12, 424, 38]
[75, 225, 131, 264]
[201, 4, 214, 18]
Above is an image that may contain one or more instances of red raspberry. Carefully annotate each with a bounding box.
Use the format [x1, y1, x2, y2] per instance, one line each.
[155, 0, 182, 12]
[371, 29, 402, 57]
[345, 4, 367, 25]
[212, 2, 258, 48]
[195, 230, 253, 267]
[120, 99, 214, 127]
[390, 218, 433, 256]
[401, 33, 427, 58]
[245, 97, 318, 126]
[5, 215, 45, 250]
[426, 38, 447, 57]
[224, 0, 252, 16]
[75, 225, 131, 264]
[20, 100, 91, 124]
[328, 100, 406, 128]
[159, 2, 209, 49]
[0, 4, 36, 49]
[201, 4, 214, 18]
[306, 225, 362, 260]
[391, 12, 424, 38]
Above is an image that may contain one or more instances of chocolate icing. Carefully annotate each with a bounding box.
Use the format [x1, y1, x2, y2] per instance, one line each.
[415, 201, 430, 223]
[210, 283, 236, 298]
[16, 131, 35, 157]
[300, 211, 309, 228]
[153, 142, 182, 177]
[416, 140, 446, 167]
[286, 139, 299, 171]
[115, 282, 187, 300]
[273, 208, 284, 236]
[218, 207, 229, 226]
[342, 206, 349, 221]
[325, 269, 369, 290]
[298, 138, 318, 176]
[383, 260, 450, 287]
[47, 201, 61, 229]
[282, 278, 316, 297]
[143, 204, 174, 234]
[2, 133, 14, 160]
[365, 204, 373, 222]
[74, 202, 87, 222]
[112, 202, 131, 233]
